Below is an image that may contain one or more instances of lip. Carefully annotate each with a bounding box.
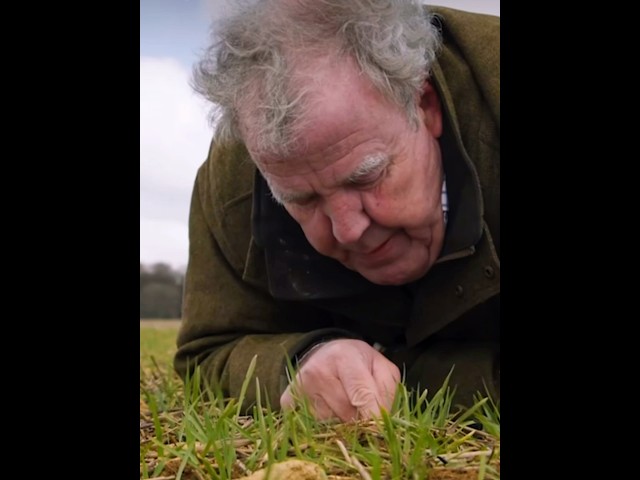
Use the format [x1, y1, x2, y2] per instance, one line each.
[366, 237, 392, 256]
[357, 235, 397, 265]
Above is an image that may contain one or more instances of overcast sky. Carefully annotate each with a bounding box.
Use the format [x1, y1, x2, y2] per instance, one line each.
[140, 0, 500, 271]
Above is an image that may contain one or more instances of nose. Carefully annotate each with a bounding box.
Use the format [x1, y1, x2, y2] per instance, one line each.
[323, 191, 370, 245]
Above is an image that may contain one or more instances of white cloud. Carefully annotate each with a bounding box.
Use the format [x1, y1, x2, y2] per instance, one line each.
[202, 0, 235, 21]
[140, 56, 214, 269]
[140, 218, 190, 271]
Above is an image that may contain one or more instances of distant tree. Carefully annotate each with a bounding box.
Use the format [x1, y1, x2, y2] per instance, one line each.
[150, 263, 177, 283]
[140, 263, 150, 291]
[140, 262, 184, 319]
[140, 282, 182, 318]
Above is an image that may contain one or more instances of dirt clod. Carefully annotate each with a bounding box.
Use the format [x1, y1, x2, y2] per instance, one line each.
[237, 459, 327, 480]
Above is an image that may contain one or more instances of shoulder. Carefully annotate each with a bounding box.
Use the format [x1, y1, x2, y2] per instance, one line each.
[197, 140, 254, 201]
[429, 5, 500, 99]
[193, 140, 256, 272]
[428, 5, 500, 41]
[429, 6, 500, 141]
[194, 140, 255, 217]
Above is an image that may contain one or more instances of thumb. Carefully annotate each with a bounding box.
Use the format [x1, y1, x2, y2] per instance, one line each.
[280, 384, 296, 410]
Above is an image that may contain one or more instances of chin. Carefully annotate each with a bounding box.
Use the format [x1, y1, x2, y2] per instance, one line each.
[361, 264, 429, 286]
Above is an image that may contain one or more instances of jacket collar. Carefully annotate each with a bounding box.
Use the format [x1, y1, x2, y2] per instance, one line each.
[434, 62, 484, 262]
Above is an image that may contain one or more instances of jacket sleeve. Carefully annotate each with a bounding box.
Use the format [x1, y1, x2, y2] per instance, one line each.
[174, 167, 357, 412]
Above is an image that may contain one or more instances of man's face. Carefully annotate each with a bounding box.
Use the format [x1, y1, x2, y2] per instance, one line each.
[249, 62, 446, 285]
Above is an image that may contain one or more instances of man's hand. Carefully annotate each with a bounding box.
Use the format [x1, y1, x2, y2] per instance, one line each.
[280, 339, 401, 422]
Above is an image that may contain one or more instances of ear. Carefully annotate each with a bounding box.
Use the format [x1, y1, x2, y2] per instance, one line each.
[418, 81, 443, 138]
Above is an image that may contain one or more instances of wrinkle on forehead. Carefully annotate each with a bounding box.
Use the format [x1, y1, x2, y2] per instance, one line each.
[248, 52, 405, 163]
[259, 127, 387, 182]
[251, 57, 411, 198]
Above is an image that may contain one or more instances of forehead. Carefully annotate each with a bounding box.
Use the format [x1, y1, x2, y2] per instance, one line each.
[255, 60, 409, 173]
[301, 63, 400, 147]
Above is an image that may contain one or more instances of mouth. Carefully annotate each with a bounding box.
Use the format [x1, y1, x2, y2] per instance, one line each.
[366, 237, 392, 256]
[357, 235, 398, 267]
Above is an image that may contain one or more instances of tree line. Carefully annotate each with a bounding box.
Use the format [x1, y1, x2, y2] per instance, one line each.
[140, 263, 185, 319]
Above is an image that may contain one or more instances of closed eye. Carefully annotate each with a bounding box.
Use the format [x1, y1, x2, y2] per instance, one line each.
[282, 192, 319, 208]
[270, 186, 318, 207]
[348, 166, 386, 188]
[347, 152, 390, 188]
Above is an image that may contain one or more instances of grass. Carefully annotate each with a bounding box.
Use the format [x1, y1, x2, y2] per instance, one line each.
[140, 320, 500, 479]
[140, 320, 180, 367]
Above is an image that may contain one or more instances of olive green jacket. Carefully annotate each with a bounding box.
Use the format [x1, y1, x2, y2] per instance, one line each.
[174, 6, 500, 409]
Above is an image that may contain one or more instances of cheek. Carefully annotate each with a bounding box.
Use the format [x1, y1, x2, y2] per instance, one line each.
[390, 160, 439, 221]
[364, 184, 431, 229]
[363, 196, 393, 224]
[364, 180, 416, 224]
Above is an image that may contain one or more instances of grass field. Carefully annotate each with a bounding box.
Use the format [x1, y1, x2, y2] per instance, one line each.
[140, 319, 181, 367]
[140, 320, 500, 479]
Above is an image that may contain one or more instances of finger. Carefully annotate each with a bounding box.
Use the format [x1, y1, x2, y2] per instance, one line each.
[280, 384, 295, 410]
[281, 370, 357, 422]
[304, 393, 335, 421]
[315, 378, 358, 422]
[281, 386, 336, 419]
[300, 365, 358, 421]
[372, 357, 401, 411]
[280, 369, 307, 410]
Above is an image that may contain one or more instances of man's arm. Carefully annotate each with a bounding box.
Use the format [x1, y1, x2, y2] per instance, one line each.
[173, 174, 355, 411]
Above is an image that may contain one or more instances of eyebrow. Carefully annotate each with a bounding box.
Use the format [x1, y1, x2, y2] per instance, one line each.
[270, 152, 390, 205]
[268, 178, 311, 205]
[270, 188, 309, 206]
[346, 152, 390, 184]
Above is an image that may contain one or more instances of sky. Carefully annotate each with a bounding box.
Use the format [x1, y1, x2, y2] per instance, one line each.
[140, 0, 500, 271]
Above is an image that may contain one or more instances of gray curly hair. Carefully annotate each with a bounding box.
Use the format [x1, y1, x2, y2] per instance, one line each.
[192, 0, 442, 157]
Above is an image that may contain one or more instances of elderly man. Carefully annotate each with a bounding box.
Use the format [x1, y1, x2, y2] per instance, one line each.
[175, 0, 500, 422]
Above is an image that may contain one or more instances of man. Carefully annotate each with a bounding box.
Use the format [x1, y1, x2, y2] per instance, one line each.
[175, 0, 500, 422]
